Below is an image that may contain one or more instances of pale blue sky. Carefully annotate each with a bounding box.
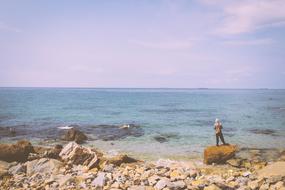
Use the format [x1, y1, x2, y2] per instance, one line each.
[0, 0, 285, 88]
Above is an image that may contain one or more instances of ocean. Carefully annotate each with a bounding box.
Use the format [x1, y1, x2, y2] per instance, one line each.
[0, 88, 285, 160]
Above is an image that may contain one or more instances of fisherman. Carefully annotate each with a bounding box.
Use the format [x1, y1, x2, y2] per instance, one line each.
[214, 118, 226, 146]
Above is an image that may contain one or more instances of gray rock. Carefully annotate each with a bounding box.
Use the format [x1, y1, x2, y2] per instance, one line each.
[154, 178, 172, 190]
[91, 172, 106, 188]
[59, 142, 99, 169]
[8, 163, 26, 175]
[172, 180, 186, 189]
[26, 158, 63, 176]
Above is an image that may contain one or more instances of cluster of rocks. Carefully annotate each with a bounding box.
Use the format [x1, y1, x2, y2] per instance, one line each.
[0, 141, 285, 190]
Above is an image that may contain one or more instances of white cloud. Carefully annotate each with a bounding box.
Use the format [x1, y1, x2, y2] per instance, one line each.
[0, 22, 21, 33]
[130, 40, 193, 50]
[223, 38, 274, 46]
[202, 0, 285, 35]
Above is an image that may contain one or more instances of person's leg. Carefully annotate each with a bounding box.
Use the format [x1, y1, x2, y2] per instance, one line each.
[220, 132, 226, 145]
[216, 134, 219, 146]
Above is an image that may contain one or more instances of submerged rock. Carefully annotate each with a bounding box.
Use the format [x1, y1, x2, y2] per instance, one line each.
[247, 128, 278, 136]
[89, 124, 144, 141]
[0, 140, 34, 162]
[204, 145, 237, 164]
[153, 133, 179, 143]
[59, 142, 99, 169]
[61, 128, 87, 144]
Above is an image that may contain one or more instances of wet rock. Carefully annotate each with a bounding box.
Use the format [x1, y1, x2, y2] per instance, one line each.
[104, 153, 137, 166]
[0, 140, 34, 162]
[257, 161, 285, 179]
[204, 144, 237, 164]
[61, 128, 87, 144]
[59, 142, 99, 169]
[153, 136, 168, 143]
[25, 158, 63, 176]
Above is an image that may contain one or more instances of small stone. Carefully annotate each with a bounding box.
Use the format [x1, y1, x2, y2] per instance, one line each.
[172, 180, 186, 189]
[227, 158, 242, 167]
[154, 178, 171, 190]
[204, 184, 221, 190]
[260, 183, 270, 190]
[243, 171, 251, 177]
[91, 172, 106, 188]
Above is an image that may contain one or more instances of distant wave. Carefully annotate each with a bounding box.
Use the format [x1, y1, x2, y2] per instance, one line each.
[58, 125, 74, 130]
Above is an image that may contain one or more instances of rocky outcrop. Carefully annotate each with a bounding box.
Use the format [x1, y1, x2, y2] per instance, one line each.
[59, 142, 99, 169]
[61, 128, 87, 144]
[0, 140, 34, 162]
[204, 145, 237, 164]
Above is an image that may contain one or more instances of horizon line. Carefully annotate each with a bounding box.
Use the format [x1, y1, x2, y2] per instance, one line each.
[0, 86, 284, 90]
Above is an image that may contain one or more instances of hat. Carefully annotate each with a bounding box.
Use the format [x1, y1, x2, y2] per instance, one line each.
[215, 118, 220, 123]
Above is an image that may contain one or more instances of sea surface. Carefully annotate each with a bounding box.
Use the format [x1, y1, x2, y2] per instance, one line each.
[0, 88, 285, 160]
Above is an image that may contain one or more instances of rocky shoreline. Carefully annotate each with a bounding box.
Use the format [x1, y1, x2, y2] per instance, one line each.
[0, 138, 285, 190]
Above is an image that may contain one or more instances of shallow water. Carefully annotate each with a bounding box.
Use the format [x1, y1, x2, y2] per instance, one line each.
[0, 88, 285, 160]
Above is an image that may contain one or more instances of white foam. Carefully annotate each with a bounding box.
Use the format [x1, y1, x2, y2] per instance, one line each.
[58, 125, 73, 130]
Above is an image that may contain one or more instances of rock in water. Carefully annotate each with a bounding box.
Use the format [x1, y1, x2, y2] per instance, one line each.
[62, 128, 87, 144]
[59, 142, 99, 169]
[204, 145, 237, 164]
[0, 140, 34, 162]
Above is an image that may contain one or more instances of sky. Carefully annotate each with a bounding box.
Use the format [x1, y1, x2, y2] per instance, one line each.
[0, 0, 285, 88]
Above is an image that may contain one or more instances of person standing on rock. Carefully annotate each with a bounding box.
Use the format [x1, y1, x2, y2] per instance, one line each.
[214, 118, 226, 146]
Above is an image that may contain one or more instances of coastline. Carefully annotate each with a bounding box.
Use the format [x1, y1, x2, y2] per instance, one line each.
[1, 139, 285, 190]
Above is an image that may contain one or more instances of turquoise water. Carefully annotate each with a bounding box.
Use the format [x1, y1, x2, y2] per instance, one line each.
[0, 88, 285, 160]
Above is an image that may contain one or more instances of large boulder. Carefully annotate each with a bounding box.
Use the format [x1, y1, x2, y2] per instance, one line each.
[204, 145, 237, 164]
[0, 140, 34, 162]
[25, 158, 63, 176]
[59, 142, 98, 169]
[61, 128, 87, 144]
